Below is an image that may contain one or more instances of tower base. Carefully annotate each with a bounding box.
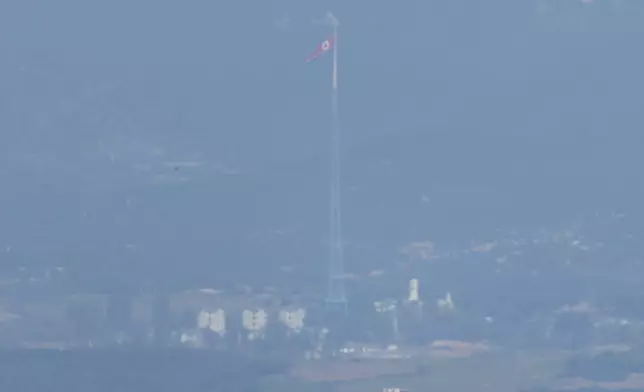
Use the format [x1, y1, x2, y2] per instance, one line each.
[324, 297, 348, 315]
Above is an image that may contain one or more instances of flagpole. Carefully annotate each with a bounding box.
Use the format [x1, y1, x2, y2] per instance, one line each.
[330, 14, 339, 121]
[332, 24, 338, 92]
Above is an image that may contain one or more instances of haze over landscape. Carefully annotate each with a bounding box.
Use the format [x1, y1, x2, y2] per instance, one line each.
[1, 1, 644, 391]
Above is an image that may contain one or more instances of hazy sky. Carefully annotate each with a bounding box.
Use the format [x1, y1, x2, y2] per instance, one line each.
[1, 1, 642, 166]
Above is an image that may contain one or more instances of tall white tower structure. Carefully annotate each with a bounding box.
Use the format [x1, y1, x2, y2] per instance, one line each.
[408, 279, 420, 302]
[404, 278, 423, 320]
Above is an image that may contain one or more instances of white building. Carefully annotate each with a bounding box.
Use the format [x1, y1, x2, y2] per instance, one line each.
[278, 308, 306, 333]
[242, 309, 268, 340]
[196, 309, 226, 337]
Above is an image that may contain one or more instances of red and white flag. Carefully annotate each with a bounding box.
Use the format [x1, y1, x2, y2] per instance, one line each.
[305, 36, 334, 63]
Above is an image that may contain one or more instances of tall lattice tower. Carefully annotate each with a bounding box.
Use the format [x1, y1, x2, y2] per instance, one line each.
[305, 13, 347, 314]
[325, 14, 347, 314]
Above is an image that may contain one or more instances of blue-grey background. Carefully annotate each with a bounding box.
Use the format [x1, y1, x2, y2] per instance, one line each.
[2, 1, 644, 391]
